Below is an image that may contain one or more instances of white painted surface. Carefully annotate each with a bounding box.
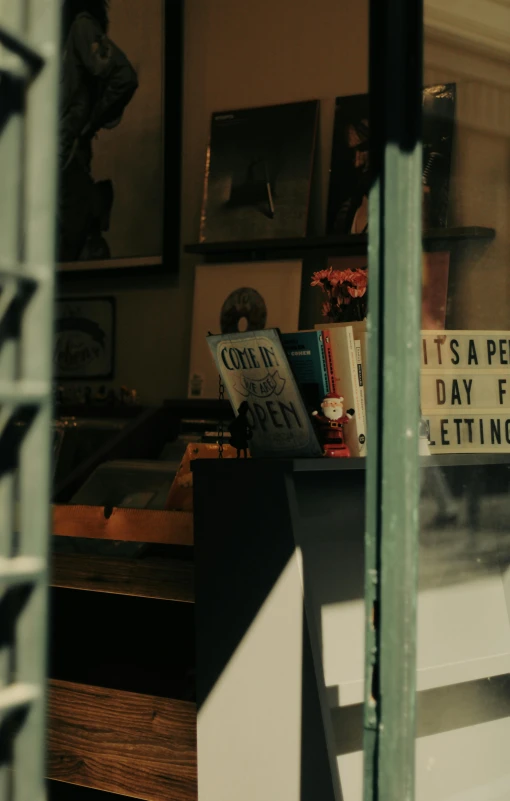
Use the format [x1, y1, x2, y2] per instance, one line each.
[197, 552, 304, 801]
[338, 718, 510, 801]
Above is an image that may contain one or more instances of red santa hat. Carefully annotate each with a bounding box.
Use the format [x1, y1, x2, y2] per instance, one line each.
[322, 391, 344, 402]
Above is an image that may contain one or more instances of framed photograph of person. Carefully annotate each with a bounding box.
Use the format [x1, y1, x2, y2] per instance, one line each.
[58, 0, 183, 273]
[326, 84, 456, 236]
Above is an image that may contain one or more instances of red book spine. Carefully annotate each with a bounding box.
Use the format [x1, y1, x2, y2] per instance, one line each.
[322, 330, 337, 395]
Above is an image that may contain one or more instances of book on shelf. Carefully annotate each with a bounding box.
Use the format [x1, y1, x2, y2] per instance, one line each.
[355, 339, 366, 438]
[315, 323, 367, 457]
[280, 330, 329, 413]
[316, 320, 367, 373]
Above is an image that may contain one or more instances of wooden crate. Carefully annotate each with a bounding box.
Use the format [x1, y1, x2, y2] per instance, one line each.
[52, 505, 193, 545]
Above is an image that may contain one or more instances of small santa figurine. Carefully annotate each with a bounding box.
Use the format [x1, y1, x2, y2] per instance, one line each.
[312, 392, 355, 458]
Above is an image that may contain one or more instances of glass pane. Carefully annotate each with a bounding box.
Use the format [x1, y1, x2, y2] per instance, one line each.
[418, 5, 510, 798]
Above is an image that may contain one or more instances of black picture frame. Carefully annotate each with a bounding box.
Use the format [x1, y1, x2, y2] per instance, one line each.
[57, 0, 184, 276]
[55, 296, 116, 379]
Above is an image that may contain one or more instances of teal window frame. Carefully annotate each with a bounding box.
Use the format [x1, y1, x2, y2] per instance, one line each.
[0, 0, 60, 799]
[363, 0, 424, 799]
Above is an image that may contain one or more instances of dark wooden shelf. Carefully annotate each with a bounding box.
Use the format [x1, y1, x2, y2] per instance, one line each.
[52, 505, 194, 546]
[56, 257, 169, 277]
[51, 554, 194, 603]
[47, 679, 197, 801]
[192, 452, 510, 475]
[185, 227, 495, 260]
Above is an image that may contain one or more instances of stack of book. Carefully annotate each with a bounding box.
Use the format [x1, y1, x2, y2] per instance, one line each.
[281, 323, 367, 458]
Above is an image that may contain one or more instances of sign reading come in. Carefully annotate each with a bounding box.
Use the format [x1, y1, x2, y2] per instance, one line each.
[207, 328, 322, 458]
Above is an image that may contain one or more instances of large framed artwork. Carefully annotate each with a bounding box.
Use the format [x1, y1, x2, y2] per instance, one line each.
[58, 0, 183, 272]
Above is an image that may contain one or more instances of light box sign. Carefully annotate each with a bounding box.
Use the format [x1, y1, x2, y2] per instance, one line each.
[421, 330, 510, 453]
[207, 329, 322, 458]
[423, 413, 510, 453]
[421, 371, 510, 410]
[421, 332, 510, 370]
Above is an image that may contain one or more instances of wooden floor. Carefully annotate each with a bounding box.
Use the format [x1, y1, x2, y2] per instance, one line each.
[48, 679, 197, 801]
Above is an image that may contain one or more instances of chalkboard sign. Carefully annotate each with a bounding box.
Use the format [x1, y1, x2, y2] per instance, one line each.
[207, 329, 322, 458]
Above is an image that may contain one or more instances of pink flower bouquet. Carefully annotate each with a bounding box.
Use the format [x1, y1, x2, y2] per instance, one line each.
[311, 265, 368, 322]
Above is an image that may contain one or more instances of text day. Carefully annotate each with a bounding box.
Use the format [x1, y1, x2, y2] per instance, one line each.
[432, 377, 508, 406]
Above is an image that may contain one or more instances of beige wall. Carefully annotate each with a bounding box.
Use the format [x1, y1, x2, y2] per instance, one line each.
[61, 0, 369, 404]
[424, 32, 510, 331]
[61, 0, 510, 404]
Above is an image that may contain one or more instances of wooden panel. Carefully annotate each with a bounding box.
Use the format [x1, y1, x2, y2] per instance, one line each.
[51, 554, 194, 603]
[53, 505, 193, 545]
[47, 680, 197, 801]
[184, 227, 496, 258]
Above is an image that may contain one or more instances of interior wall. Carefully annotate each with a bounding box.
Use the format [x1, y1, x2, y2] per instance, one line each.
[424, 36, 510, 330]
[60, 0, 510, 405]
[59, 0, 369, 405]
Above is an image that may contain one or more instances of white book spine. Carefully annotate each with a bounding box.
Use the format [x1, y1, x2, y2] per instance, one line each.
[355, 339, 367, 455]
[346, 329, 365, 456]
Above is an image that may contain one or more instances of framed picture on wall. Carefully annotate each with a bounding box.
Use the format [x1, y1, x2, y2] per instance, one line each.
[200, 101, 319, 243]
[326, 84, 456, 235]
[54, 297, 116, 379]
[58, 0, 183, 273]
[188, 261, 303, 399]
